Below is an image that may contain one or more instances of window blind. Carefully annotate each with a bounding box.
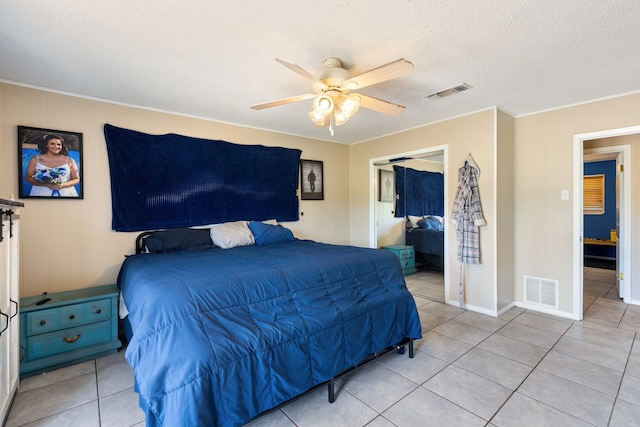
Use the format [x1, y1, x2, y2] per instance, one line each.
[583, 174, 604, 215]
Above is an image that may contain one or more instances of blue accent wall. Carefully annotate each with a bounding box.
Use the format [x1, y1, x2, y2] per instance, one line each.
[584, 160, 616, 258]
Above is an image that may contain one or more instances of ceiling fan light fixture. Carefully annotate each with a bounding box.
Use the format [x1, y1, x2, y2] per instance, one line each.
[308, 109, 327, 126]
[333, 94, 360, 126]
[333, 111, 348, 126]
[313, 95, 334, 115]
[341, 94, 360, 117]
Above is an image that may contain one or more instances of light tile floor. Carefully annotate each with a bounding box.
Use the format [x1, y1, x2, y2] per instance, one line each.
[7, 266, 639, 426]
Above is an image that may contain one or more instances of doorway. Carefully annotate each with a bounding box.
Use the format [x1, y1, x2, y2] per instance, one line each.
[573, 126, 639, 319]
[369, 145, 449, 303]
[583, 147, 626, 302]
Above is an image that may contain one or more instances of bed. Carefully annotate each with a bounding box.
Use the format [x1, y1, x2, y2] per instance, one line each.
[405, 215, 444, 270]
[117, 222, 422, 427]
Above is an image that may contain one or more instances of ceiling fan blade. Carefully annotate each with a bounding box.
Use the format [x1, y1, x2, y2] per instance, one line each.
[357, 94, 406, 116]
[342, 59, 414, 90]
[275, 58, 323, 84]
[250, 93, 316, 110]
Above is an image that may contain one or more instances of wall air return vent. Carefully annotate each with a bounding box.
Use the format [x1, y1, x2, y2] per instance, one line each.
[524, 276, 558, 309]
[426, 83, 472, 100]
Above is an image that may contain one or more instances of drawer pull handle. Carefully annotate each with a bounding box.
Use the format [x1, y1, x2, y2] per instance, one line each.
[96, 309, 101, 314]
[62, 334, 82, 343]
[69, 314, 75, 320]
[10, 299, 18, 320]
[40, 320, 46, 326]
[0, 311, 7, 336]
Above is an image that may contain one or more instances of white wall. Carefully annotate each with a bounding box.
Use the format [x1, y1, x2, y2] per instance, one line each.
[0, 83, 351, 297]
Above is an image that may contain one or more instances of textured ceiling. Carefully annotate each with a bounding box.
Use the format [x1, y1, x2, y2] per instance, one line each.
[1, 1, 639, 144]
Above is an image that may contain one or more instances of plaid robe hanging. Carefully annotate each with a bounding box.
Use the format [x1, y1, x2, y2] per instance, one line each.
[451, 160, 486, 264]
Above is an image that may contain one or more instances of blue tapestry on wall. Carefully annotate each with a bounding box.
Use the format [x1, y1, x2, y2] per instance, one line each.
[394, 165, 444, 217]
[104, 124, 301, 232]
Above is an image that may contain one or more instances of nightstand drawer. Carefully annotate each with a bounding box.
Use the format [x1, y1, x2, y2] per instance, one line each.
[85, 299, 111, 324]
[381, 244, 416, 276]
[20, 284, 122, 377]
[396, 248, 414, 260]
[26, 321, 113, 360]
[25, 310, 61, 335]
[59, 305, 86, 329]
[400, 257, 415, 270]
[25, 298, 111, 336]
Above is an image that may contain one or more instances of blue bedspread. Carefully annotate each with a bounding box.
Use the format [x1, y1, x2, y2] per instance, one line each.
[118, 240, 422, 426]
[406, 228, 444, 256]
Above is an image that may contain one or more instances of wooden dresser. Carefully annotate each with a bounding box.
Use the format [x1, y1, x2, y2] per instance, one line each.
[19, 284, 121, 377]
[381, 244, 417, 276]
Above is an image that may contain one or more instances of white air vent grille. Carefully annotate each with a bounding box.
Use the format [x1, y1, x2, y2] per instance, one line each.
[524, 276, 558, 309]
[426, 83, 472, 100]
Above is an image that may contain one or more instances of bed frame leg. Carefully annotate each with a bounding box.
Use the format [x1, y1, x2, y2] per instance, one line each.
[409, 338, 414, 358]
[328, 378, 335, 403]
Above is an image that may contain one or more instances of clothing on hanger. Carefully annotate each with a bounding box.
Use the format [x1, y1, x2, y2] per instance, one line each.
[461, 153, 479, 172]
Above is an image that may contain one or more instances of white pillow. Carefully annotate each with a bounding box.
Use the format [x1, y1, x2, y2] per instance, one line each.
[209, 221, 255, 249]
[407, 215, 424, 228]
[262, 219, 278, 225]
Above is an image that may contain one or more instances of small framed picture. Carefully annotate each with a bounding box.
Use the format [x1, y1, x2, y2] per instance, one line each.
[300, 159, 323, 200]
[379, 169, 394, 202]
[18, 126, 83, 199]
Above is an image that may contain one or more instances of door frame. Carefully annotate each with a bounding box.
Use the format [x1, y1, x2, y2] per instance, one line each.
[369, 145, 449, 301]
[573, 126, 639, 319]
[583, 147, 628, 299]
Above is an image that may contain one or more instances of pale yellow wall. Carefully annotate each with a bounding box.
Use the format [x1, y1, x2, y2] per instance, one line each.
[514, 92, 640, 315]
[496, 109, 515, 312]
[5, 78, 639, 316]
[0, 83, 350, 297]
[350, 109, 498, 313]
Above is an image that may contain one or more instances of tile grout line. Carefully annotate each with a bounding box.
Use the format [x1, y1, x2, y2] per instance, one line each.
[483, 315, 598, 425]
[606, 330, 638, 426]
[409, 305, 525, 423]
[94, 359, 102, 427]
[456, 308, 571, 424]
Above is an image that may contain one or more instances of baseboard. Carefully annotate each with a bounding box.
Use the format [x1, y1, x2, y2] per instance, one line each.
[445, 299, 497, 317]
[497, 301, 516, 316]
[515, 301, 579, 320]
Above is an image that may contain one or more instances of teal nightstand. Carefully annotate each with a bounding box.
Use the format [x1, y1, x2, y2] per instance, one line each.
[382, 244, 417, 276]
[19, 284, 122, 377]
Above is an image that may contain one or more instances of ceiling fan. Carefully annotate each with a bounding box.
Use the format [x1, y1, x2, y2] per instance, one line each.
[250, 57, 414, 135]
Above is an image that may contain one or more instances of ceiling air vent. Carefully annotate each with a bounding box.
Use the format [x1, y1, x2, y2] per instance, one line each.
[426, 83, 472, 100]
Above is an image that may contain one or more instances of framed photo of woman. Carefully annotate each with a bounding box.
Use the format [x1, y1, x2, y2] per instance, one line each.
[18, 126, 83, 199]
[300, 159, 323, 200]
